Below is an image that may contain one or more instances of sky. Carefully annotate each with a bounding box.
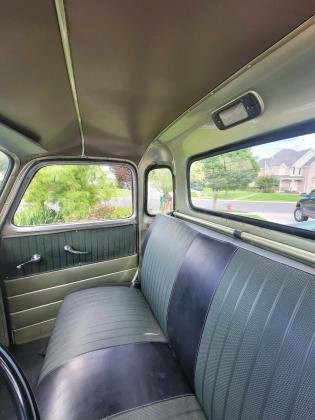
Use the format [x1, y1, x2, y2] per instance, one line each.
[253, 133, 315, 160]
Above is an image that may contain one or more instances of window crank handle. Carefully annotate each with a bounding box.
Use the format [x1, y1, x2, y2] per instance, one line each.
[16, 254, 42, 270]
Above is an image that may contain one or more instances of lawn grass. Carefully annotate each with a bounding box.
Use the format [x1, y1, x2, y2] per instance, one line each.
[197, 190, 299, 202]
[198, 190, 252, 200]
[218, 190, 251, 199]
[246, 193, 299, 202]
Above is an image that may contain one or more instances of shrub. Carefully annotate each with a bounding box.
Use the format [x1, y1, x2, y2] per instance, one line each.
[91, 205, 132, 220]
[256, 175, 279, 192]
[14, 208, 63, 226]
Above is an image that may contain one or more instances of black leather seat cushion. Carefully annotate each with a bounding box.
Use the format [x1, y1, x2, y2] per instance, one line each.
[37, 342, 193, 420]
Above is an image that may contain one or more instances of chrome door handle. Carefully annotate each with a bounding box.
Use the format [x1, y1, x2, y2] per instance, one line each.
[64, 245, 90, 255]
[16, 254, 42, 270]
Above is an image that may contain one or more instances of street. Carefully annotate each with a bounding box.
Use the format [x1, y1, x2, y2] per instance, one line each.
[192, 198, 296, 224]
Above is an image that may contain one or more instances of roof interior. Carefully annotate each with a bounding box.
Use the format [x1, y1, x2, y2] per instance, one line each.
[0, 1, 314, 162]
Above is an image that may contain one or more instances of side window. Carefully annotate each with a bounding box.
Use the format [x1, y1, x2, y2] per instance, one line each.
[146, 167, 174, 215]
[189, 132, 315, 234]
[0, 150, 11, 195]
[14, 163, 133, 227]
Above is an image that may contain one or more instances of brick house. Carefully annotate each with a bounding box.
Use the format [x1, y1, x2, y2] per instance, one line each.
[259, 148, 315, 193]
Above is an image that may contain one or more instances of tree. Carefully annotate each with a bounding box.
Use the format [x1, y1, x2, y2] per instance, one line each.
[190, 161, 205, 191]
[191, 149, 259, 209]
[110, 166, 132, 189]
[256, 175, 279, 192]
[15, 164, 116, 225]
[149, 168, 173, 213]
[149, 169, 172, 195]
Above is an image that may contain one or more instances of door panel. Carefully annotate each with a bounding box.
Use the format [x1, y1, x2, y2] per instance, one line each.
[1, 224, 138, 344]
[0, 224, 136, 279]
[0, 159, 138, 344]
[5, 255, 137, 344]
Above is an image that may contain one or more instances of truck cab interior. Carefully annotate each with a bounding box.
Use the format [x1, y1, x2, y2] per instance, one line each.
[0, 2, 314, 419]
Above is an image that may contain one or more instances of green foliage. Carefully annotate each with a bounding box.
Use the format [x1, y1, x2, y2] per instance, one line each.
[111, 188, 131, 198]
[255, 175, 279, 192]
[190, 161, 205, 191]
[14, 208, 63, 226]
[14, 164, 131, 226]
[202, 187, 212, 197]
[200, 149, 259, 191]
[191, 149, 259, 208]
[148, 168, 173, 214]
[149, 168, 173, 195]
[92, 204, 132, 220]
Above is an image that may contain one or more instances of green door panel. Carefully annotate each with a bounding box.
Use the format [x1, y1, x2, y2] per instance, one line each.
[0, 223, 138, 344]
[0, 224, 137, 279]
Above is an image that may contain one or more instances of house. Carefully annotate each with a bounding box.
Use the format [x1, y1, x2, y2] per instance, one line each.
[259, 148, 315, 193]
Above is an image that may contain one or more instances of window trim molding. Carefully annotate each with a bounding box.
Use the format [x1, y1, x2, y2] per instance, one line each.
[187, 119, 315, 240]
[144, 164, 175, 217]
[0, 150, 14, 198]
[4, 157, 137, 234]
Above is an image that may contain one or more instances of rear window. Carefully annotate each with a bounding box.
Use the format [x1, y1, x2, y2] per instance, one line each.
[189, 132, 315, 234]
[14, 163, 133, 226]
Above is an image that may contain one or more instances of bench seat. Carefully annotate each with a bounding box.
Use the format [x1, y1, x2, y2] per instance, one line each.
[39, 287, 166, 381]
[38, 342, 200, 419]
[37, 215, 315, 420]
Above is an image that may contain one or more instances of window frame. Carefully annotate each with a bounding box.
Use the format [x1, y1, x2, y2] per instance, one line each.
[187, 120, 315, 240]
[145, 165, 175, 217]
[0, 149, 13, 197]
[8, 158, 137, 233]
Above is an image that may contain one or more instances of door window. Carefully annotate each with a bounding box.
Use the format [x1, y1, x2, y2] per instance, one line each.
[14, 163, 134, 226]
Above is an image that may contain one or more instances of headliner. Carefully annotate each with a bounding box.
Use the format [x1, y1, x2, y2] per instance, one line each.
[0, 1, 314, 162]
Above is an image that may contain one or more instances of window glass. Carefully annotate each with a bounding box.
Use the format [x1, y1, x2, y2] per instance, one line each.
[147, 168, 174, 215]
[14, 163, 133, 226]
[190, 133, 315, 233]
[0, 150, 10, 193]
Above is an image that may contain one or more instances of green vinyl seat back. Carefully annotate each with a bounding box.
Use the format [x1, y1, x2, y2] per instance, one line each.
[140, 214, 198, 333]
[195, 248, 315, 420]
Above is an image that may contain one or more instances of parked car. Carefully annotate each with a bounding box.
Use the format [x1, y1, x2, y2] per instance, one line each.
[294, 190, 315, 221]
